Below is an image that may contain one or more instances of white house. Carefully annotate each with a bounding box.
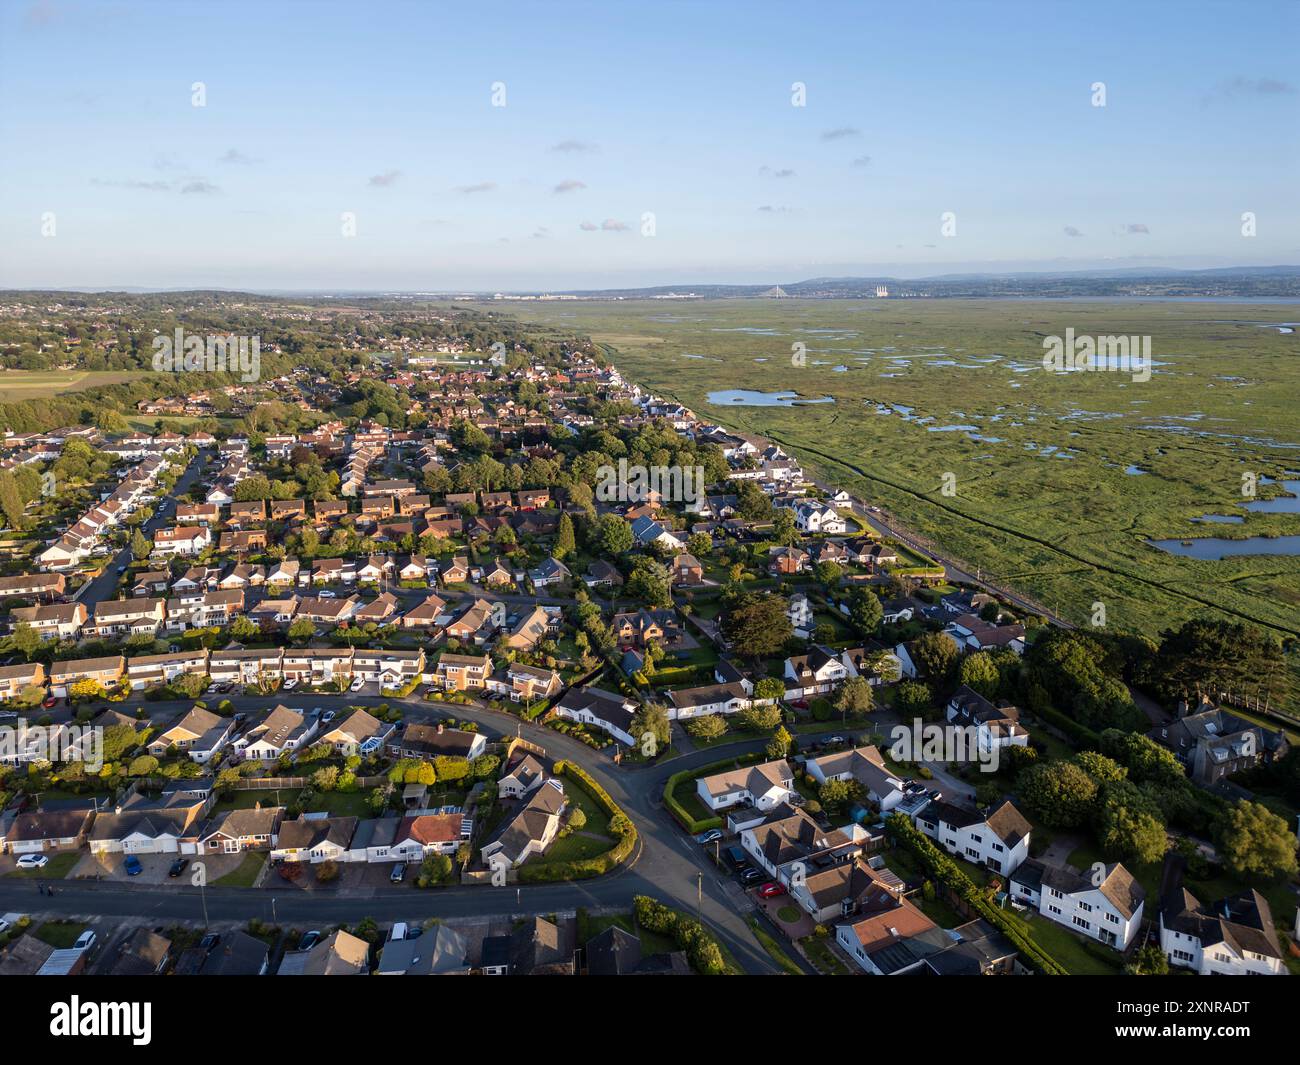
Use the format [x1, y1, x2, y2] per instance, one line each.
[912, 799, 1031, 876]
[1010, 859, 1145, 950]
[792, 499, 847, 535]
[1158, 856, 1286, 976]
[234, 706, 319, 762]
[695, 759, 795, 813]
[783, 645, 849, 700]
[804, 745, 908, 812]
[552, 686, 638, 746]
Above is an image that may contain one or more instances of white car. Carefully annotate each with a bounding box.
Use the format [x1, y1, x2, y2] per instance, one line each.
[349, 678, 365, 692]
[73, 930, 96, 952]
[282, 678, 298, 691]
[320, 710, 336, 723]
[16, 855, 48, 870]
[318, 589, 336, 599]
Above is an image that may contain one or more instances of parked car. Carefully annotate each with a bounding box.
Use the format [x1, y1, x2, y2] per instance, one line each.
[282, 678, 298, 691]
[349, 678, 365, 692]
[740, 867, 765, 885]
[167, 858, 189, 878]
[198, 932, 219, 951]
[757, 882, 787, 898]
[318, 589, 336, 599]
[388, 922, 409, 942]
[16, 855, 48, 870]
[390, 862, 406, 883]
[298, 930, 322, 951]
[42, 697, 57, 710]
[124, 855, 144, 876]
[321, 710, 336, 723]
[73, 930, 97, 952]
[694, 828, 723, 845]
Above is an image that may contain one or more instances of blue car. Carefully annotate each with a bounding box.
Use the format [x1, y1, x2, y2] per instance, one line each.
[124, 855, 144, 876]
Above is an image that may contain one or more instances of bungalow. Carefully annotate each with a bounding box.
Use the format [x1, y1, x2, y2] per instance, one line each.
[148, 707, 234, 764]
[319, 709, 395, 756]
[6, 806, 96, 854]
[271, 815, 359, 863]
[87, 791, 207, 856]
[835, 895, 949, 975]
[528, 557, 570, 589]
[390, 812, 464, 861]
[197, 805, 285, 854]
[740, 804, 867, 882]
[401, 592, 447, 630]
[217, 563, 265, 590]
[499, 753, 546, 799]
[388, 721, 488, 762]
[354, 592, 400, 624]
[480, 778, 567, 869]
[805, 745, 908, 812]
[553, 686, 639, 746]
[249, 596, 299, 627]
[666, 681, 752, 721]
[219, 530, 268, 554]
[630, 515, 683, 551]
[584, 560, 624, 589]
[439, 556, 470, 585]
[278, 929, 371, 976]
[397, 554, 428, 582]
[131, 571, 171, 597]
[502, 605, 549, 651]
[235, 705, 318, 761]
[695, 759, 796, 813]
[265, 559, 301, 588]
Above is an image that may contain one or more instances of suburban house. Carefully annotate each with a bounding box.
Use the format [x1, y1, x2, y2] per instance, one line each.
[197, 806, 285, 854]
[390, 812, 465, 860]
[6, 806, 96, 854]
[666, 681, 753, 721]
[740, 803, 868, 883]
[10, 602, 88, 641]
[1149, 700, 1288, 786]
[912, 799, 1032, 876]
[278, 929, 371, 976]
[1010, 859, 1145, 950]
[87, 791, 208, 855]
[234, 705, 319, 762]
[805, 745, 908, 812]
[783, 645, 850, 699]
[480, 778, 568, 869]
[552, 686, 639, 746]
[387, 721, 488, 762]
[498, 753, 546, 800]
[48, 655, 125, 698]
[271, 815, 359, 863]
[147, 707, 234, 764]
[695, 759, 796, 813]
[945, 686, 1030, 752]
[1158, 853, 1285, 976]
[375, 924, 470, 976]
[319, 709, 395, 756]
[435, 652, 492, 691]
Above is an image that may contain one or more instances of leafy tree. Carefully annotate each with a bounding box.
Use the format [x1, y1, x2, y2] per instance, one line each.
[735, 702, 783, 732]
[1018, 760, 1099, 829]
[287, 617, 316, 643]
[911, 632, 959, 683]
[1125, 944, 1170, 976]
[957, 651, 1000, 699]
[554, 512, 575, 560]
[766, 725, 793, 759]
[596, 514, 633, 555]
[130, 528, 152, 560]
[834, 676, 874, 717]
[721, 592, 792, 660]
[1097, 780, 1167, 864]
[893, 680, 935, 720]
[753, 677, 785, 702]
[685, 714, 727, 740]
[631, 702, 670, 754]
[1073, 750, 1128, 784]
[1214, 800, 1299, 881]
[1099, 729, 1186, 787]
[847, 589, 883, 636]
[1152, 618, 1284, 704]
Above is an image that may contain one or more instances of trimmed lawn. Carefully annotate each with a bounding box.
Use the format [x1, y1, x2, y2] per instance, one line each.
[34, 920, 87, 948]
[6, 852, 81, 880]
[213, 852, 266, 888]
[216, 788, 374, 819]
[583, 912, 678, 955]
[801, 934, 852, 974]
[671, 776, 717, 822]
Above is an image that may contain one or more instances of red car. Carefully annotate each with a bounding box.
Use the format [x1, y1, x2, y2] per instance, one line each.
[757, 882, 787, 898]
[42, 696, 57, 709]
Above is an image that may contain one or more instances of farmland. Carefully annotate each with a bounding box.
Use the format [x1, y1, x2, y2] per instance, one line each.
[0, 369, 145, 403]
[527, 298, 1300, 676]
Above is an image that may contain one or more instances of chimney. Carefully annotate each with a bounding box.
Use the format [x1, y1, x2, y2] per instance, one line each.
[1176, 699, 1189, 719]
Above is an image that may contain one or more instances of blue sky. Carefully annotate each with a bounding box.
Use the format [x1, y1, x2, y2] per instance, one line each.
[1, 0, 1297, 290]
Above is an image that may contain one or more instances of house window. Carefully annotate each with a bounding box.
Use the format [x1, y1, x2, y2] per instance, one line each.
[992, 843, 1004, 852]
[1048, 904, 1062, 916]
[1077, 901, 1092, 913]
[965, 847, 980, 860]
[1105, 912, 1119, 924]
[1048, 887, 1062, 899]
[1172, 949, 1194, 963]
[1072, 916, 1090, 930]
[970, 834, 982, 844]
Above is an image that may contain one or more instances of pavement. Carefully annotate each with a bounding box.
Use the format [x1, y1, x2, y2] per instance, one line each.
[0, 689, 816, 974]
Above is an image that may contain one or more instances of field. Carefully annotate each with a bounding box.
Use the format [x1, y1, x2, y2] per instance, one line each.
[0, 369, 148, 402]
[526, 298, 1300, 704]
